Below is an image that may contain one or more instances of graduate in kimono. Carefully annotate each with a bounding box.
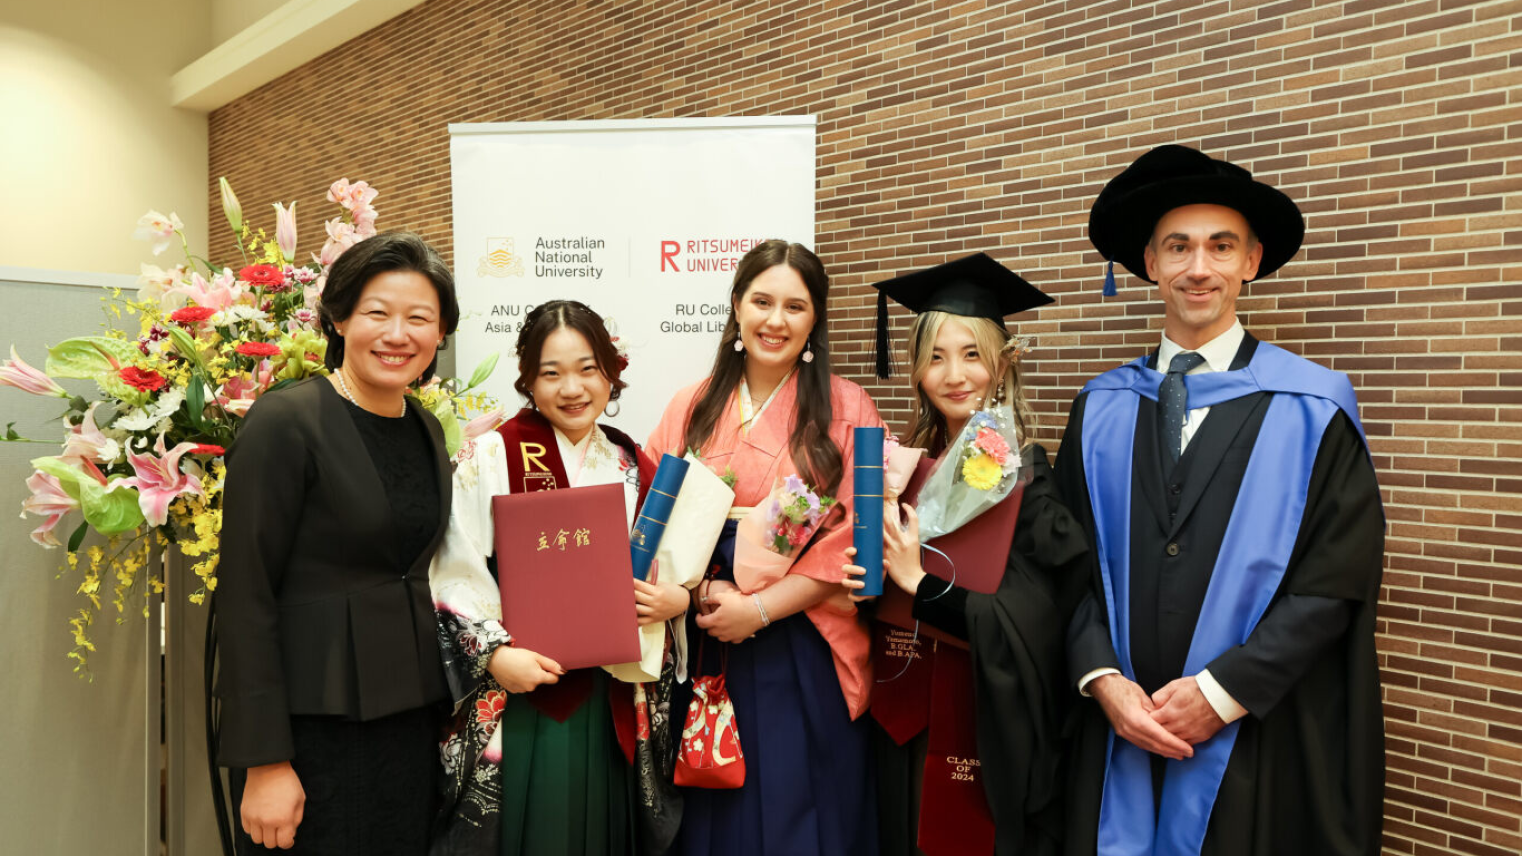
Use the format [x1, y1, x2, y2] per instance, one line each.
[428, 300, 690, 856]
[1061, 145, 1385, 855]
[841, 254, 1091, 856]
[646, 239, 885, 856]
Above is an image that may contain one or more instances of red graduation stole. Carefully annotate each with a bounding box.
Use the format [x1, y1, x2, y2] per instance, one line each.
[495, 408, 654, 757]
[867, 454, 998, 855]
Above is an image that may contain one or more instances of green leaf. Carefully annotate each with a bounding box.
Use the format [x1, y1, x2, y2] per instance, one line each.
[464, 352, 501, 392]
[4, 422, 19, 441]
[67, 521, 88, 553]
[45, 337, 138, 380]
[185, 376, 206, 430]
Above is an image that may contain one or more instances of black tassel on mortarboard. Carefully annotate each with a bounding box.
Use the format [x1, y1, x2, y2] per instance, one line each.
[1103, 258, 1117, 297]
[874, 288, 894, 379]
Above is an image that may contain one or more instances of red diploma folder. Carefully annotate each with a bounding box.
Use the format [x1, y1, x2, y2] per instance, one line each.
[492, 483, 641, 670]
[876, 459, 1024, 648]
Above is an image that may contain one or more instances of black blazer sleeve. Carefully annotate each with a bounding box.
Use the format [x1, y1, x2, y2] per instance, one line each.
[215, 390, 313, 768]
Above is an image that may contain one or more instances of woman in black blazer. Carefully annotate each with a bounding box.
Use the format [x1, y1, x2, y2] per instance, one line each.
[216, 232, 460, 854]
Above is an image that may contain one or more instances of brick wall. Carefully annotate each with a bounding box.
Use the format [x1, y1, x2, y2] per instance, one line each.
[209, 1, 1522, 852]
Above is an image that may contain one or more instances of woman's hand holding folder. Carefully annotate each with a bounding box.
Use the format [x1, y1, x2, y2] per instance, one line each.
[488, 645, 565, 694]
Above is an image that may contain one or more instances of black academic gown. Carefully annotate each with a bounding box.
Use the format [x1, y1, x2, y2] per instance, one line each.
[902, 446, 1092, 856]
[1057, 335, 1385, 856]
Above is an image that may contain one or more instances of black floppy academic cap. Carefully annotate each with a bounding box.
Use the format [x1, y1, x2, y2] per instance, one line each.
[870, 252, 1052, 379]
[1089, 144, 1304, 291]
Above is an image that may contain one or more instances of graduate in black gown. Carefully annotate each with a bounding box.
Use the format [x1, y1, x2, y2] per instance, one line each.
[1059, 145, 1385, 856]
[843, 255, 1092, 856]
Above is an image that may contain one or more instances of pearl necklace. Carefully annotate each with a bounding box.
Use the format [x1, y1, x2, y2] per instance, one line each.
[334, 369, 406, 418]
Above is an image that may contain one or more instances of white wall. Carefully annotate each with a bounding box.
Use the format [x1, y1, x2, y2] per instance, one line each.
[0, 1, 211, 275]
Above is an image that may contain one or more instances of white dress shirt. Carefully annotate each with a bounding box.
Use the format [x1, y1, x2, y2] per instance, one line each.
[1078, 320, 1249, 725]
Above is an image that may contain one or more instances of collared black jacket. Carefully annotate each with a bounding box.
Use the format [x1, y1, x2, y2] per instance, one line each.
[214, 377, 451, 768]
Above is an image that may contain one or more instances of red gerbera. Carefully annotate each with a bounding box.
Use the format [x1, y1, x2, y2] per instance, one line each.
[235, 341, 282, 358]
[169, 306, 216, 325]
[190, 444, 226, 456]
[119, 366, 167, 393]
[239, 264, 284, 286]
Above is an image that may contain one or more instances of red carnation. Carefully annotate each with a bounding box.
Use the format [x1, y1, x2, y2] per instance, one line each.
[239, 264, 284, 286]
[119, 366, 167, 393]
[169, 306, 216, 325]
[190, 444, 226, 456]
[235, 341, 282, 358]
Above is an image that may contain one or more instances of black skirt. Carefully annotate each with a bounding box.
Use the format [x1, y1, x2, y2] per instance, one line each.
[231, 705, 441, 855]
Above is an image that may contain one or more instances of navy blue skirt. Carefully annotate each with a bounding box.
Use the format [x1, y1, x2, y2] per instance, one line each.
[671, 521, 877, 856]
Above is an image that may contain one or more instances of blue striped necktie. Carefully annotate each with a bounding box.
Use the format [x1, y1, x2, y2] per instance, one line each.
[1160, 351, 1206, 465]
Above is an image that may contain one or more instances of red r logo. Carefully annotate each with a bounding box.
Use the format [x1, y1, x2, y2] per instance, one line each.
[660, 240, 680, 272]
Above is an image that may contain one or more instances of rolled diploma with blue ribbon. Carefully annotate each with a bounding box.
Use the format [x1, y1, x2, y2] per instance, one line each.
[853, 426, 886, 597]
[630, 454, 689, 581]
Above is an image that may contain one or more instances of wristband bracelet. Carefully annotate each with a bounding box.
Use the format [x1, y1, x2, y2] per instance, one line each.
[752, 593, 771, 627]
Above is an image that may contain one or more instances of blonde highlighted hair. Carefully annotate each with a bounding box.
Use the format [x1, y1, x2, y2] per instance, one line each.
[903, 311, 1034, 451]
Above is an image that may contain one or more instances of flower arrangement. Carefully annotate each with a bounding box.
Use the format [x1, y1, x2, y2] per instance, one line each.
[914, 401, 1026, 541]
[959, 413, 1015, 491]
[3, 177, 498, 673]
[764, 474, 838, 558]
[732, 473, 838, 593]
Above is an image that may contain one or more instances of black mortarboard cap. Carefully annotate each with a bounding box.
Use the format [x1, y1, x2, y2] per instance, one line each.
[870, 252, 1052, 378]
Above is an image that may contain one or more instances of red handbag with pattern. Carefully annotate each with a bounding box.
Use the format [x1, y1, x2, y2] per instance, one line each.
[674, 634, 745, 788]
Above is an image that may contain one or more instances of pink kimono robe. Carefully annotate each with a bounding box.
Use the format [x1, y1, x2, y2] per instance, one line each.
[648, 371, 884, 719]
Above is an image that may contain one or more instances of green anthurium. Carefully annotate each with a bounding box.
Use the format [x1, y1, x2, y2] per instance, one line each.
[31, 456, 145, 535]
[45, 337, 140, 380]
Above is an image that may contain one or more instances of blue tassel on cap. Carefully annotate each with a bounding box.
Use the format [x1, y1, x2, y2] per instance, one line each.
[1102, 259, 1117, 297]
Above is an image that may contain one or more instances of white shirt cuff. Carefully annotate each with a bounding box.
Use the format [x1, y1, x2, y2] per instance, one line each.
[1078, 667, 1121, 697]
[1196, 669, 1248, 723]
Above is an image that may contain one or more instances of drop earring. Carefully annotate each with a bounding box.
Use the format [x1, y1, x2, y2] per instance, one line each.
[801, 340, 814, 363]
[733, 337, 745, 353]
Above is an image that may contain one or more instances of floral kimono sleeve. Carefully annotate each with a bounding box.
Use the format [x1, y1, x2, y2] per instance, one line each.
[430, 431, 513, 704]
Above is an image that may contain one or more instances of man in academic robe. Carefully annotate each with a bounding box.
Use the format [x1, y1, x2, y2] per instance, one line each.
[1057, 145, 1385, 856]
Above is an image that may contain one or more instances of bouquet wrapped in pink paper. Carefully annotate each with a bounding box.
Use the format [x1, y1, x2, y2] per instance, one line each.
[733, 474, 838, 593]
[882, 435, 924, 504]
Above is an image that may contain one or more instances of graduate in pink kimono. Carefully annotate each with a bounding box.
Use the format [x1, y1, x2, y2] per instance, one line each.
[647, 239, 884, 856]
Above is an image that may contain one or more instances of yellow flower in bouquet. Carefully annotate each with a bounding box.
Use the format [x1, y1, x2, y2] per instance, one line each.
[962, 452, 1002, 490]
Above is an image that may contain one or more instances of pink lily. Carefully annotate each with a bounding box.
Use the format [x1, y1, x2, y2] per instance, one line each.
[273, 201, 298, 261]
[21, 470, 79, 547]
[62, 403, 115, 465]
[317, 218, 357, 266]
[0, 347, 69, 397]
[165, 268, 242, 313]
[463, 407, 507, 441]
[115, 433, 205, 526]
[217, 365, 272, 417]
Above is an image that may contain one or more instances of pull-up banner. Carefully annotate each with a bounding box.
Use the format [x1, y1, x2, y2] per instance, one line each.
[449, 117, 816, 439]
